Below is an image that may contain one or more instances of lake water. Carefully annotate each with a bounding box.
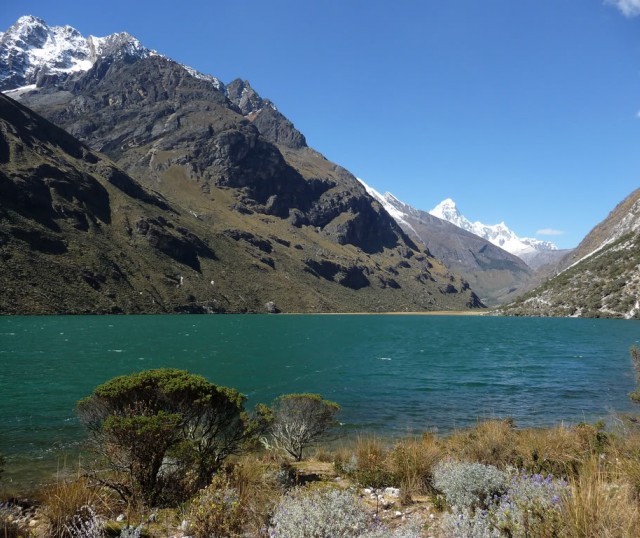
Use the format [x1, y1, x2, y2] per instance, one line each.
[0, 315, 638, 484]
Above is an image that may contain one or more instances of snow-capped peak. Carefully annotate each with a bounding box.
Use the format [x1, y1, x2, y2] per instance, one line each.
[0, 16, 158, 91]
[429, 199, 557, 256]
[0, 15, 228, 95]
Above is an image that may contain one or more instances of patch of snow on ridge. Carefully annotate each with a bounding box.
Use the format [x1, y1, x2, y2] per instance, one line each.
[357, 178, 417, 235]
[0, 15, 221, 95]
[429, 198, 557, 257]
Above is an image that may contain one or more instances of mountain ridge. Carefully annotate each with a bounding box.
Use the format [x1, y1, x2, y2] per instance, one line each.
[358, 180, 535, 306]
[0, 16, 484, 314]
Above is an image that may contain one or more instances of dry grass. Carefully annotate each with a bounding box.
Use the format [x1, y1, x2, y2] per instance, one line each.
[561, 456, 640, 538]
[514, 425, 595, 478]
[39, 474, 111, 538]
[388, 434, 443, 501]
[444, 418, 518, 468]
[225, 456, 283, 536]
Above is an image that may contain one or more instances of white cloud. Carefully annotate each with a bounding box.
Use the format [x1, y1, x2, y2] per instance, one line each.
[536, 228, 565, 236]
[605, 0, 640, 17]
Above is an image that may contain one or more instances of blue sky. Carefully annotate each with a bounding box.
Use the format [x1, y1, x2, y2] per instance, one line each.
[2, 1, 640, 249]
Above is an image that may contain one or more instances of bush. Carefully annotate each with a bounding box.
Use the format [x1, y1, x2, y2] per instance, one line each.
[433, 461, 507, 510]
[77, 368, 269, 504]
[491, 471, 567, 537]
[63, 505, 103, 538]
[440, 508, 499, 538]
[266, 394, 339, 461]
[359, 518, 425, 538]
[268, 487, 369, 538]
[188, 474, 245, 538]
[188, 456, 282, 537]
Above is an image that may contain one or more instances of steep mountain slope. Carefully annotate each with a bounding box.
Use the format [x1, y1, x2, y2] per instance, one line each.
[498, 189, 640, 319]
[429, 199, 563, 265]
[0, 17, 483, 313]
[359, 182, 534, 306]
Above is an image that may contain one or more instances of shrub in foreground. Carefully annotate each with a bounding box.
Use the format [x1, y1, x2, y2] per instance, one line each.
[433, 460, 507, 510]
[77, 368, 269, 504]
[268, 486, 422, 538]
[268, 487, 369, 538]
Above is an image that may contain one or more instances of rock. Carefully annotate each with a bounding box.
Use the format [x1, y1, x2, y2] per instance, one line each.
[384, 487, 401, 498]
[265, 301, 279, 314]
[180, 519, 191, 532]
[116, 514, 126, 522]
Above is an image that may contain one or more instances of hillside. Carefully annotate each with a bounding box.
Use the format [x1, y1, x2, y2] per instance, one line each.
[0, 17, 484, 314]
[498, 189, 640, 319]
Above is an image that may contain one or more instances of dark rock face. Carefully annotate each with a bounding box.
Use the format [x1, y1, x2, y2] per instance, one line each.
[135, 217, 215, 272]
[17, 55, 409, 255]
[304, 259, 370, 290]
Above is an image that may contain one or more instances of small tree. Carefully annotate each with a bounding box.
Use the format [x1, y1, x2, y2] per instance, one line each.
[77, 368, 268, 504]
[267, 393, 340, 461]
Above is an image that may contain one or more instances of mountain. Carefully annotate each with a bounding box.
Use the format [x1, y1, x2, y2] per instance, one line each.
[498, 188, 640, 319]
[0, 16, 483, 314]
[359, 182, 534, 306]
[0, 15, 157, 92]
[429, 199, 562, 266]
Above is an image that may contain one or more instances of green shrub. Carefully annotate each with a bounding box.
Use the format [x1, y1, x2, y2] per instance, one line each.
[77, 368, 270, 504]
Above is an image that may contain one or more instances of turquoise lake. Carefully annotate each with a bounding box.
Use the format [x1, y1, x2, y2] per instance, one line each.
[0, 314, 638, 484]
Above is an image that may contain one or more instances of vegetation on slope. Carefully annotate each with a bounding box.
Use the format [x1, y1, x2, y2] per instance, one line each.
[498, 233, 640, 319]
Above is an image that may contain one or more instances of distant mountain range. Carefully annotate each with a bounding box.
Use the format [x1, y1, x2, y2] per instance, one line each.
[2, 14, 637, 318]
[359, 181, 535, 306]
[0, 15, 482, 314]
[428, 198, 557, 256]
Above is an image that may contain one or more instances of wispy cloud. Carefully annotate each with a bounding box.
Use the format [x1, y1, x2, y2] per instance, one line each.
[605, 0, 640, 17]
[536, 228, 565, 236]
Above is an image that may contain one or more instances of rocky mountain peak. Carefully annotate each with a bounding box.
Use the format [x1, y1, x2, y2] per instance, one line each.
[429, 198, 557, 258]
[0, 15, 154, 91]
[226, 78, 275, 116]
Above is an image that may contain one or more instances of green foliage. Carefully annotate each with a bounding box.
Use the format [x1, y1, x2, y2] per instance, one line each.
[77, 368, 268, 505]
[266, 393, 340, 461]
